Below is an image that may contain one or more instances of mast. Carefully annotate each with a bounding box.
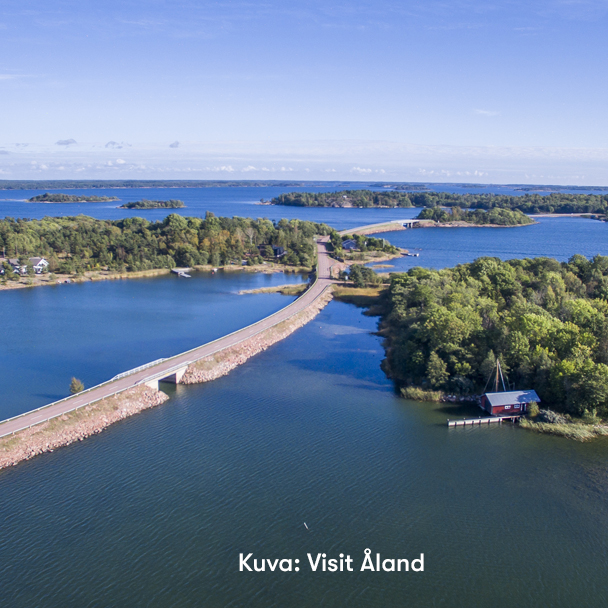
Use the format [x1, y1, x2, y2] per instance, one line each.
[495, 359, 506, 392]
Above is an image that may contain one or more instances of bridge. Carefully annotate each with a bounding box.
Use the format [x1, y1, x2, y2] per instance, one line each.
[0, 238, 335, 439]
[338, 219, 420, 235]
[0, 221, 405, 440]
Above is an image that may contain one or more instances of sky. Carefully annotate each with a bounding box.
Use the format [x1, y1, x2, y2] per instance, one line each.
[1, 0, 607, 184]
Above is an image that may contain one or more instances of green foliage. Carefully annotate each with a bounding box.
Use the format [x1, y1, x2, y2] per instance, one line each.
[381, 255, 608, 417]
[348, 264, 382, 288]
[340, 233, 400, 254]
[401, 386, 444, 402]
[527, 401, 540, 418]
[416, 206, 534, 226]
[119, 200, 186, 209]
[0, 215, 332, 274]
[427, 352, 449, 387]
[271, 190, 414, 208]
[270, 189, 608, 215]
[70, 377, 85, 394]
[28, 193, 118, 202]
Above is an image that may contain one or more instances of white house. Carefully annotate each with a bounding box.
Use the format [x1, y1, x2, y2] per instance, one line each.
[29, 257, 49, 274]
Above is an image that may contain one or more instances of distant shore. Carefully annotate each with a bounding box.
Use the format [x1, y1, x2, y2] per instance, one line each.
[0, 263, 310, 292]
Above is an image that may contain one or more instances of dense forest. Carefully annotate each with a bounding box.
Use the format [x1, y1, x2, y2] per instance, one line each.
[119, 199, 186, 209]
[380, 255, 608, 417]
[270, 190, 414, 208]
[0, 214, 331, 275]
[416, 207, 534, 226]
[27, 193, 119, 203]
[270, 189, 608, 215]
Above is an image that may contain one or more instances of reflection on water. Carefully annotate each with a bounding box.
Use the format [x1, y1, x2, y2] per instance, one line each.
[1, 303, 608, 607]
[374, 217, 608, 272]
[2, 187, 608, 607]
[0, 270, 306, 419]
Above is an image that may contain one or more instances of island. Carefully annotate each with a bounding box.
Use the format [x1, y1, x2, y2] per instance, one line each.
[0, 213, 331, 283]
[28, 193, 119, 203]
[119, 199, 186, 210]
[268, 189, 608, 216]
[369, 254, 608, 440]
[415, 206, 535, 226]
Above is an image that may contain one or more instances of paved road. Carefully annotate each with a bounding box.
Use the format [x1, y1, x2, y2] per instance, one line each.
[0, 239, 336, 438]
[338, 219, 417, 235]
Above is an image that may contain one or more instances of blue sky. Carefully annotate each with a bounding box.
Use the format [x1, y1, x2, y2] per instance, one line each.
[1, 0, 607, 183]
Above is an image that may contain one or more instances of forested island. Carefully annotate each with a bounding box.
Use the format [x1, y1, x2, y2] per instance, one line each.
[27, 193, 119, 203]
[0, 213, 330, 275]
[268, 190, 415, 208]
[119, 199, 186, 210]
[269, 189, 608, 216]
[415, 207, 534, 226]
[0, 180, 359, 190]
[377, 255, 608, 436]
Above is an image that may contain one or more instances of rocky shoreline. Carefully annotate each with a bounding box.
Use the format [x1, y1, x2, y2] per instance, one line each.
[182, 287, 334, 384]
[0, 287, 334, 471]
[0, 386, 169, 470]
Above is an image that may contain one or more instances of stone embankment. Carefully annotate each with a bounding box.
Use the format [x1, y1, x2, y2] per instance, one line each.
[351, 224, 406, 236]
[182, 287, 333, 384]
[0, 386, 169, 471]
[0, 286, 334, 472]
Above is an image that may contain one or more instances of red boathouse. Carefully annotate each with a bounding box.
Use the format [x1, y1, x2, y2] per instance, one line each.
[481, 390, 540, 417]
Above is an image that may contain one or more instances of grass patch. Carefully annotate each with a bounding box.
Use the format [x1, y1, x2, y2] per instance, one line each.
[400, 386, 444, 402]
[332, 285, 387, 310]
[239, 283, 308, 296]
[519, 417, 608, 441]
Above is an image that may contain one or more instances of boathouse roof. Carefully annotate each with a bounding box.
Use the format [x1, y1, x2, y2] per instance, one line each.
[484, 390, 540, 406]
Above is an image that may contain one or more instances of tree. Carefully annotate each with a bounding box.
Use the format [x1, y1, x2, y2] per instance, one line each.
[427, 352, 449, 388]
[70, 377, 85, 394]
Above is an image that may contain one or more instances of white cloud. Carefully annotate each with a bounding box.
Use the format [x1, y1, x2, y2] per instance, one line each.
[474, 109, 500, 117]
[116, 158, 126, 164]
[350, 166, 373, 174]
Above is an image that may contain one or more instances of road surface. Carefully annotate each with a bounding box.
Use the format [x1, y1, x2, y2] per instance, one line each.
[0, 238, 336, 438]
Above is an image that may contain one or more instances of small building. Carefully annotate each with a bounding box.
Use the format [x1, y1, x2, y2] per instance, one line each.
[272, 246, 286, 258]
[8, 258, 26, 275]
[29, 257, 49, 274]
[342, 239, 357, 251]
[481, 390, 540, 416]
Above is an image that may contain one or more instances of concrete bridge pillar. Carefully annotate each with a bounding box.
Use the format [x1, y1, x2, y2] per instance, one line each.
[160, 366, 188, 384]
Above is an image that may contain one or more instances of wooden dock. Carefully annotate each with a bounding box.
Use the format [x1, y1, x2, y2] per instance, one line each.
[447, 415, 522, 427]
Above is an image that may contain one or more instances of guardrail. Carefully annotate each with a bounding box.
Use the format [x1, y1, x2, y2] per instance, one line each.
[112, 358, 167, 381]
[0, 253, 331, 440]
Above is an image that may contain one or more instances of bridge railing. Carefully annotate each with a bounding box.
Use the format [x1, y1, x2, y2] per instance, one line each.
[0, 246, 331, 439]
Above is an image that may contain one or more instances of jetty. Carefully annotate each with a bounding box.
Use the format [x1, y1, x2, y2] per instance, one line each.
[447, 415, 523, 427]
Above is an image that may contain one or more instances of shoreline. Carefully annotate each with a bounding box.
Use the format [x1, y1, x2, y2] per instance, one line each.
[0, 285, 334, 471]
[413, 220, 537, 228]
[0, 263, 310, 292]
[0, 386, 170, 470]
